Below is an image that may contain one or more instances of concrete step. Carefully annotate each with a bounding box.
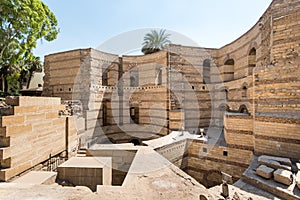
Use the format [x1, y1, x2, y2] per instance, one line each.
[76, 149, 86, 157]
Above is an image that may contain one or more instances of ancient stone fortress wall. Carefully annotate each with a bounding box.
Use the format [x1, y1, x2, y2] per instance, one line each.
[0, 96, 78, 181]
[167, 45, 216, 130]
[223, 0, 300, 160]
[44, 50, 171, 145]
[41, 0, 300, 189]
[150, 135, 254, 188]
[185, 140, 253, 188]
[224, 115, 254, 151]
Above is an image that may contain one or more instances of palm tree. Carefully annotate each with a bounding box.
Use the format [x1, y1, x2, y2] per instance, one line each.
[142, 29, 171, 54]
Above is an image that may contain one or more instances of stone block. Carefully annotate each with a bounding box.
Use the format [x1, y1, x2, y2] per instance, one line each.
[274, 169, 293, 186]
[5, 96, 19, 106]
[25, 113, 45, 122]
[0, 115, 24, 127]
[296, 171, 300, 190]
[5, 124, 32, 136]
[5, 96, 61, 107]
[0, 108, 14, 116]
[258, 155, 292, 170]
[256, 165, 274, 179]
[296, 162, 300, 171]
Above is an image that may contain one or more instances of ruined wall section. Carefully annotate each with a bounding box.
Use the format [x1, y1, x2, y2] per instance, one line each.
[81, 50, 120, 144]
[43, 49, 91, 101]
[271, 0, 300, 65]
[219, 0, 300, 161]
[0, 97, 78, 181]
[216, 22, 264, 80]
[224, 115, 254, 151]
[253, 0, 300, 118]
[99, 87, 169, 143]
[155, 139, 188, 169]
[82, 52, 170, 144]
[184, 140, 253, 188]
[254, 117, 300, 159]
[122, 52, 168, 87]
[167, 45, 217, 131]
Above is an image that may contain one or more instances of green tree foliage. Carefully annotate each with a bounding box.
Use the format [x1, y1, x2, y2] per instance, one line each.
[19, 56, 42, 90]
[142, 29, 171, 55]
[0, 0, 59, 95]
[7, 72, 20, 96]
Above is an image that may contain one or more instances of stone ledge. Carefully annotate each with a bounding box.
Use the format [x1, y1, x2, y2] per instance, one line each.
[5, 97, 61, 107]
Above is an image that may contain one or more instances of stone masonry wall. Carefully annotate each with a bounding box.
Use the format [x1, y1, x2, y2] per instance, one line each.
[184, 140, 253, 188]
[42, 0, 300, 152]
[254, 117, 300, 159]
[0, 96, 78, 181]
[224, 115, 254, 151]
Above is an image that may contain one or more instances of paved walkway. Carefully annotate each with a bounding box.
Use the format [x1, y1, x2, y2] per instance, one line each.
[12, 171, 57, 185]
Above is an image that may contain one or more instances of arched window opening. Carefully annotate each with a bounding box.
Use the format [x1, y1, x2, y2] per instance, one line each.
[248, 48, 256, 75]
[238, 105, 249, 114]
[130, 107, 139, 124]
[224, 59, 234, 65]
[130, 76, 136, 87]
[102, 70, 108, 86]
[242, 86, 248, 98]
[102, 102, 108, 126]
[156, 67, 162, 85]
[130, 68, 139, 87]
[223, 59, 235, 81]
[203, 59, 211, 84]
[170, 92, 181, 110]
[224, 89, 229, 101]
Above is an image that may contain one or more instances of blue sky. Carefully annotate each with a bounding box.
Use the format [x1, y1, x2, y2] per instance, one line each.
[34, 0, 272, 59]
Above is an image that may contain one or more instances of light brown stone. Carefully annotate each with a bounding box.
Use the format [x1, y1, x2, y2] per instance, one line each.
[296, 171, 300, 190]
[273, 169, 293, 186]
[258, 155, 292, 171]
[256, 165, 274, 179]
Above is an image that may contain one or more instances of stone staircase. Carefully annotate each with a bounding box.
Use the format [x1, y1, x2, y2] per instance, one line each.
[76, 149, 87, 157]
